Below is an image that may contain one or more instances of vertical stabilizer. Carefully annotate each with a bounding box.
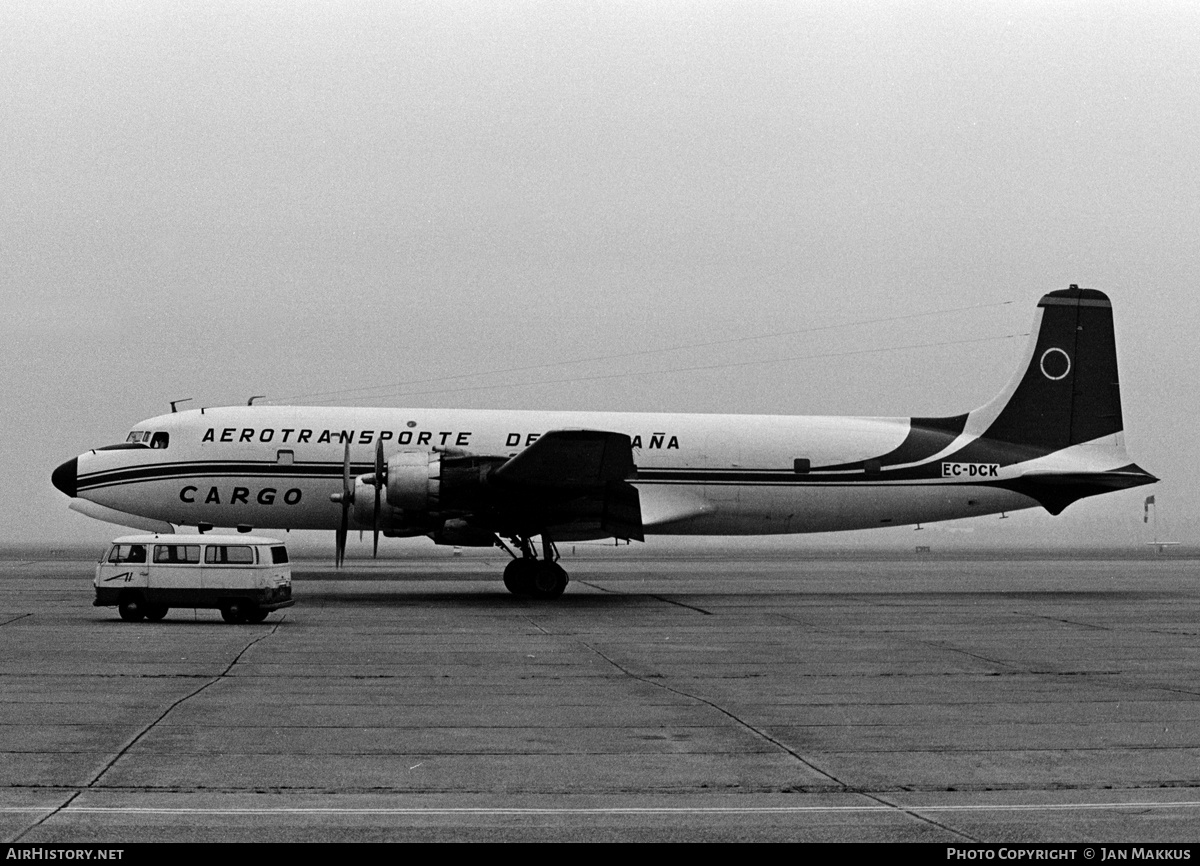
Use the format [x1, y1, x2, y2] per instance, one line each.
[976, 286, 1123, 452]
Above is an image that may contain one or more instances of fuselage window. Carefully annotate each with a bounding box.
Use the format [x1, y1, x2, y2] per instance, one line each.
[150, 432, 170, 449]
[204, 545, 255, 565]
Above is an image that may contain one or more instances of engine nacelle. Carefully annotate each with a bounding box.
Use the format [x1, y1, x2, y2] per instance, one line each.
[385, 451, 442, 511]
[383, 451, 501, 514]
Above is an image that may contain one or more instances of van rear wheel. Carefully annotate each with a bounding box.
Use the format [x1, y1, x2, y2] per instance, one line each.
[144, 604, 169, 622]
[245, 608, 269, 623]
[118, 594, 145, 622]
[220, 599, 250, 624]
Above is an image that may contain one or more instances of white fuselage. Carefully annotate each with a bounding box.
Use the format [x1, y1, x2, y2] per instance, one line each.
[72, 404, 1054, 536]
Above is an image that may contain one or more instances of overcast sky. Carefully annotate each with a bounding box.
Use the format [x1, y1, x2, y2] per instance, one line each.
[5, 1, 1197, 551]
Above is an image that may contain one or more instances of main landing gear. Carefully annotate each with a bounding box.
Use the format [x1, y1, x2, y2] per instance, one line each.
[500, 534, 568, 600]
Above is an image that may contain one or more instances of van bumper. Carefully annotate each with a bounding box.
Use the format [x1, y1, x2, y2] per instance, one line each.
[258, 598, 295, 612]
[94, 587, 295, 610]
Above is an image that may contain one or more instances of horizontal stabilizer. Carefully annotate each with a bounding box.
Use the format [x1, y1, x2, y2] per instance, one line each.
[1003, 464, 1158, 515]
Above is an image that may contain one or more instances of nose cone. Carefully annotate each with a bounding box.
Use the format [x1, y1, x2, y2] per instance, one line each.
[51, 457, 78, 498]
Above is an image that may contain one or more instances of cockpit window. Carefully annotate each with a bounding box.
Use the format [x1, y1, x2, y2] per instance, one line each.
[126, 431, 150, 444]
[150, 432, 169, 449]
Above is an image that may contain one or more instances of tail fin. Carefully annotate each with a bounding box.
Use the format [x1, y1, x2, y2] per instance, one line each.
[974, 285, 1124, 452]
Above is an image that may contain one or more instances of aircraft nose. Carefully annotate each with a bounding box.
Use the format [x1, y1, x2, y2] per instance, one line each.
[51, 457, 78, 498]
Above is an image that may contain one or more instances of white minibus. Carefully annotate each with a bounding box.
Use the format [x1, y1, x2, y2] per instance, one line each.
[94, 534, 294, 623]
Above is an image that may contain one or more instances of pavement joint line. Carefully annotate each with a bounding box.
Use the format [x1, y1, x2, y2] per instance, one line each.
[578, 640, 847, 787]
[575, 635, 972, 841]
[1158, 686, 1200, 700]
[5, 624, 285, 841]
[5, 792, 79, 843]
[1022, 613, 1111, 631]
[866, 792, 980, 842]
[6, 801, 1200, 816]
[521, 615, 552, 636]
[84, 623, 285, 791]
[0, 613, 33, 627]
[572, 580, 616, 594]
[774, 610, 1021, 673]
[648, 595, 712, 615]
[912, 639, 1023, 671]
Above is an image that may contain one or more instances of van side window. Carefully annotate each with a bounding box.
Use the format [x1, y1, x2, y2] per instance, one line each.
[154, 544, 200, 564]
[270, 546, 289, 564]
[109, 544, 147, 564]
[205, 545, 255, 565]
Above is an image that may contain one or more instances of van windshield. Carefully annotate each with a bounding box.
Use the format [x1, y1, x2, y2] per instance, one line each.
[108, 544, 147, 564]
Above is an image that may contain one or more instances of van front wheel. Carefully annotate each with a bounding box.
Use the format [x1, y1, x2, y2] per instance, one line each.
[118, 594, 145, 622]
[144, 604, 168, 622]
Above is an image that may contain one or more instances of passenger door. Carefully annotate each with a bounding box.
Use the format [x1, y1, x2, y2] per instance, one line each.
[150, 543, 201, 598]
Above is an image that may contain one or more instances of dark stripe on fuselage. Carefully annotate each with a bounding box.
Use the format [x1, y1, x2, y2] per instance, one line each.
[815, 413, 969, 472]
[79, 458, 1007, 492]
[76, 460, 375, 492]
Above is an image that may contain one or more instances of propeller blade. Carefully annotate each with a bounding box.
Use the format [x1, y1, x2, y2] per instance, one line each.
[335, 522, 347, 569]
[334, 441, 352, 569]
[373, 438, 384, 558]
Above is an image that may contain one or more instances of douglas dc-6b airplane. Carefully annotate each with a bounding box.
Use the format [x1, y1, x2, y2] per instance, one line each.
[52, 286, 1156, 598]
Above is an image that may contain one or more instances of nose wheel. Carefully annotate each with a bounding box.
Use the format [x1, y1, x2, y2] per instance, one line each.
[500, 535, 568, 599]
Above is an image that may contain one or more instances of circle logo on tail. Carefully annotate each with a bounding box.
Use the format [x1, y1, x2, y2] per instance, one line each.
[1040, 347, 1071, 380]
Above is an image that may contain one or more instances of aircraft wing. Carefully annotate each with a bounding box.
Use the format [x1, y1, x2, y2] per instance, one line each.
[492, 429, 636, 488]
[489, 430, 644, 541]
